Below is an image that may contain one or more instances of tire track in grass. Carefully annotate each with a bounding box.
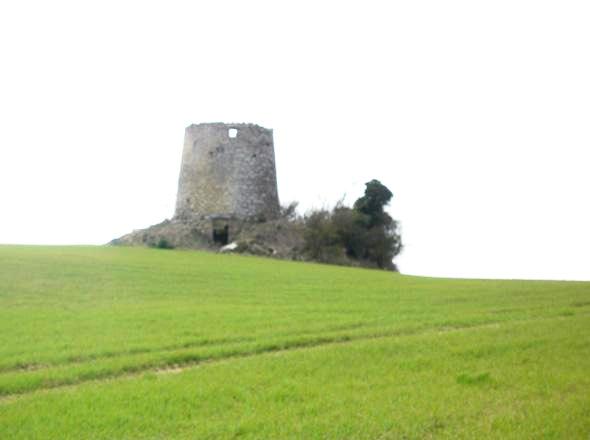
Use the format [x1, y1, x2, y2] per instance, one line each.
[0, 335, 257, 374]
[1, 311, 584, 402]
[0, 319, 506, 402]
[0, 325, 404, 398]
[0, 322, 368, 374]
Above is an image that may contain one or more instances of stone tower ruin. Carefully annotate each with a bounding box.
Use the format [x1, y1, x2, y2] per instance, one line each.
[174, 123, 280, 224]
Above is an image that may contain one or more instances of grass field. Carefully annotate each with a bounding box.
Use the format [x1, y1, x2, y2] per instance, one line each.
[0, 245, 589, 439]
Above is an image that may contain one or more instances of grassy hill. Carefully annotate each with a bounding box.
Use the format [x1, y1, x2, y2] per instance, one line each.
[0, 245, 589, 439]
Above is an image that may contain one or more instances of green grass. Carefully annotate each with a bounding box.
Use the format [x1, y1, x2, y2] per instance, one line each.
[0, 245, 589, 438]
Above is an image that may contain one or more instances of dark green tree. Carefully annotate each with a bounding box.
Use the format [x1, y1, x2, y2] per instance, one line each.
[352, 180, 402, 270]
[353, 179, 394, 227]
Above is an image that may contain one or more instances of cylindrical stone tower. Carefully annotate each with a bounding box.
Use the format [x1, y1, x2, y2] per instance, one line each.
[174, 123, 280, 220]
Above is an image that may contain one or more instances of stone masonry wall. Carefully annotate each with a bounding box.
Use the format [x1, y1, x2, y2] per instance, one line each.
[174, 123, 280, 220]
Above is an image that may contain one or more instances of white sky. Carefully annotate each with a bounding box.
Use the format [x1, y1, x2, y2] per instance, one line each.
[1, 0, 589, 280]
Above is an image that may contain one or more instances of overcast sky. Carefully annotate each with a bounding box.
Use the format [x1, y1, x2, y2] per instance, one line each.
[1, 0, 588, 280]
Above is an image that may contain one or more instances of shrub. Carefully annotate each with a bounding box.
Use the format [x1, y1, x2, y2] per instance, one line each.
[302, 209, 344, 264]
[302, 180, 402, 270]
[280, 201, 300, 221]
[153, 238, 174, 250]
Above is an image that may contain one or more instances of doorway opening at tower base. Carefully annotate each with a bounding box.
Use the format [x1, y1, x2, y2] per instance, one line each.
[212, 225, 229, 245]
[212, 220, 229, 245]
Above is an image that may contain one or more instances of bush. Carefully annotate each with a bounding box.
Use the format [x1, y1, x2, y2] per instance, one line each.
[152, 238, 174, 250]
[280, 201, 300, 221]
[302, 209, 345, 264]
[302, 180, 402, 270]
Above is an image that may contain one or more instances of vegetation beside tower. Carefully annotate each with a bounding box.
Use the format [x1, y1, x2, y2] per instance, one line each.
[302, 180, 402, 270]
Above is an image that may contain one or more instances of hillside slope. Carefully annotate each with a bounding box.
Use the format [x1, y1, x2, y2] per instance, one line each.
[0, 246, 589, 439]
